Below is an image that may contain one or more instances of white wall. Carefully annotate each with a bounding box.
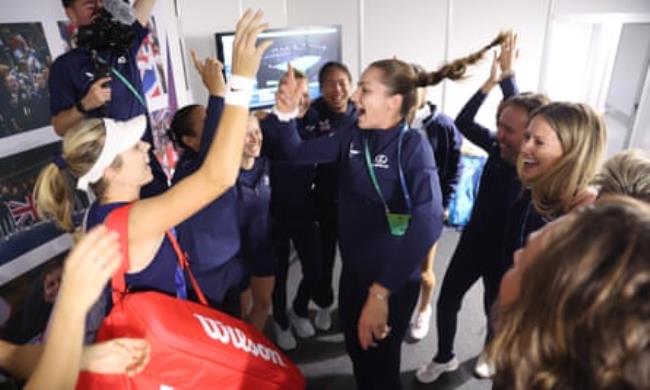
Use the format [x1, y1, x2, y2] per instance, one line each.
[445, 0, 550, 127]
[629, 63, 650, 150]
[362, 0, 448, 106]
[606, 23, 650, 119]
[177, 0, 650, 119]
[286, 0, 359, 80]
[177, 0, 287, 104]
[555, 0, 650, 15]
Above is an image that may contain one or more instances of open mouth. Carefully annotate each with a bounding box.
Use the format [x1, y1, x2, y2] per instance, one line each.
[522, 156, 539, 170]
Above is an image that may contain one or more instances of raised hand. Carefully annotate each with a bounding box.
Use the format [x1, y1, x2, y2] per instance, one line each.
[275, 63, 303, 114]
[58, 225, 121, 314]
[481, 51, 500, 93]
[231, 9, 273, 78]
[499, 31, 518, 78]
[191, 49, 226, 97]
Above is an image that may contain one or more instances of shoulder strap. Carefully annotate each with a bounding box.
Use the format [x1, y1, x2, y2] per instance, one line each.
[165, 231, 209, 306]
[104, 204, 133, 304]
[104, 204, 209, 306]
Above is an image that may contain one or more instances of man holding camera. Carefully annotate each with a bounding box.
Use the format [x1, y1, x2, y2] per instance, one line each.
[48, 0, 166, 196]
[50, 0, 156, 135]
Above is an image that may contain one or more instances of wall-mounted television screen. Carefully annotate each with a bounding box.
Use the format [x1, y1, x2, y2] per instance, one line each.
[215, 25, 342, 109]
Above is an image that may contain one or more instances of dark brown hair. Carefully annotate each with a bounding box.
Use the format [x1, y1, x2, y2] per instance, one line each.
[496, 92, 550, 120]
[168, 104, 202, 150]
[318, 61, 352, 86]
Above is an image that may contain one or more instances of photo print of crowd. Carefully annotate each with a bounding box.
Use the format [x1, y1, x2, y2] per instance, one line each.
[0, 23, 52, 138]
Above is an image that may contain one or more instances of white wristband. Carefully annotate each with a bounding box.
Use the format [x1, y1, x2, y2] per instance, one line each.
[225, 75, 255, 107]
[272, 106, 299, 122]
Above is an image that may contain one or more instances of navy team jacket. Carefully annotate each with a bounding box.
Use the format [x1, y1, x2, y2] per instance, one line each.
[453, 76, 522, 262]
[237, 157, 275, 275]
[263, 115, 443, 291]
[261, 114, 317, 217]
[302, 98, 358, 204]
[417, 103, 463, 209]
[172, 96, 242, 272]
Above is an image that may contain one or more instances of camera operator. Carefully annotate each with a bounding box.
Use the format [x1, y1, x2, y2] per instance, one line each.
[49, 0, 156, 134]
[48, 0, 166, 197]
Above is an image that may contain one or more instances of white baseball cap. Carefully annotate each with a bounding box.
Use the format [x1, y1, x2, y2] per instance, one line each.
[77, 115, 147, 192]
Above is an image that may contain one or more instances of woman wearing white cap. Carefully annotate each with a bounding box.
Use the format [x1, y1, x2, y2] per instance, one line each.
[33, 10, 271, 322]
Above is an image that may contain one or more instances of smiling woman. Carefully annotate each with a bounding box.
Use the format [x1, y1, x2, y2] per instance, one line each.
[519, 102, 607, 218]
[34, 9, 271, 338]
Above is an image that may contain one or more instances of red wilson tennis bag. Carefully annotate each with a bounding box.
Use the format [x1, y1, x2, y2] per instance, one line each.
[76, 204, 305, 390]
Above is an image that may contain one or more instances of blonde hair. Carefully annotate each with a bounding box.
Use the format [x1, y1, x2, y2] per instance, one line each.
[518, 102, 607, 218]
[593, 149, 650, 203]
[488, 197, 650, 390]
[34, 119, 117, 231]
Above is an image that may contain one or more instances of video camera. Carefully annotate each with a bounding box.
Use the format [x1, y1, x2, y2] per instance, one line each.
[76, 6, 135, 53]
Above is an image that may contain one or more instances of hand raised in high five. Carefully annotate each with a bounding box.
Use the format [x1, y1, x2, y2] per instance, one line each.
[275, 63, 304, 114]
[499, 31, 518, 78]
[191, 50, 226, 97]
[231, 9, 273, 78]
[481, 51, 501, 93]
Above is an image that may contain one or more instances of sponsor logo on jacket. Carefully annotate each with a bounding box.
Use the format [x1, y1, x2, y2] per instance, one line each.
[374, 154, 389, 169]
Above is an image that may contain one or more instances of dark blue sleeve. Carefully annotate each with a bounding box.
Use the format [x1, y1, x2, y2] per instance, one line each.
[375, 136, 444, 292]
[129, 21, 150, 58]
[261, 113, 345, 164]
[197, 96, 225, 161]
[499, 75, 519, 100]
[242, 205, 274, 272]
[441, 116, 463, 209]
[48, 57, 76, 116]
[454, 90, 495, 151]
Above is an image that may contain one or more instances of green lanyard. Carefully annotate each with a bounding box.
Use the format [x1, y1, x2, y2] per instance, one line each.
[363, 125, 413, 236]
[95, 53, 147, 108]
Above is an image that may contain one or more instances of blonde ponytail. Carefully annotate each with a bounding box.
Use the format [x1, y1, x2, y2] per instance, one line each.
[34, 119, 107, 232]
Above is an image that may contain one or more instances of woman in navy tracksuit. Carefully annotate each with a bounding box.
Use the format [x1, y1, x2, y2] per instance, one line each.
[237, 115, 275, 331]
[304, 62, 358, 329]
[408, 76, 463, 340]
[416, 32, 551, 383]
[168, 57, 244, 317]
[265, 60, 445, 390]
[260, 70, 323, 349]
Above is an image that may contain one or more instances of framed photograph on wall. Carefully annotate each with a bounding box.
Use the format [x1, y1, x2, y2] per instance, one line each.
[0, 23, 52, 138]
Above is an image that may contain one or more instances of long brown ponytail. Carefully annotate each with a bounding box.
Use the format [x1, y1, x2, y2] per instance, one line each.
[370, 31, 508, 118]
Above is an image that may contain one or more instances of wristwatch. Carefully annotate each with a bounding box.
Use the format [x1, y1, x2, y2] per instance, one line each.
[75, 100, 91, 115]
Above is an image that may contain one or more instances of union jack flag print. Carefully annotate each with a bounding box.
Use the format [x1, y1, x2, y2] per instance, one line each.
[6, 194, 38, 227]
